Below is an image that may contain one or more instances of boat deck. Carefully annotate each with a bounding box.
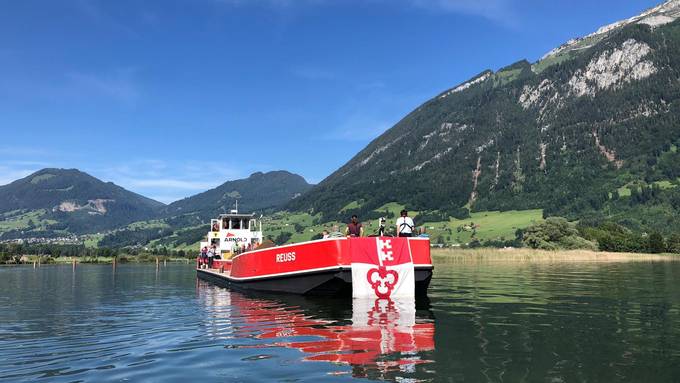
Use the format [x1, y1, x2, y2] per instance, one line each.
[198, 267, 231, 278]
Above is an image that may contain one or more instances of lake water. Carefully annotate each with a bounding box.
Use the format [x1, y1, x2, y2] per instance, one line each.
[1, 260, 680, 382]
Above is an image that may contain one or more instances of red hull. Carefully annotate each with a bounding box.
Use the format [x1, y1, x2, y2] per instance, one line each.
[197, 237, 433, 295]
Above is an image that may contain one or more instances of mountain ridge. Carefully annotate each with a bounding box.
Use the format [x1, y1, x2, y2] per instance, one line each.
[287, 0, 680, 237]
[0, 168, 312, 242]
[96, 170, 313, 248]
[0, 168, 165, 237]
[161, 170, 313, 219]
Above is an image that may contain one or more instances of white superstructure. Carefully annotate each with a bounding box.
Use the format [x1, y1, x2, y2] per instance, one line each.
[200, 207, 263, 257]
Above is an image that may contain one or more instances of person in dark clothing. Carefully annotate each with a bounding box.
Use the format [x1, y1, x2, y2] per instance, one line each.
[345, 215, 364, 237]
[200, 247, 208, 269]
[378, 217, 387, 237]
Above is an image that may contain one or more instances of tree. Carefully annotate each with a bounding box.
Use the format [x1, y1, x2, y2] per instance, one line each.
[630, 187, 640, 205]
[274, 232, 293, 245]
[666, 234, 680, 253]
[523, 217, 595, 250]
[648, 232, 665, 254]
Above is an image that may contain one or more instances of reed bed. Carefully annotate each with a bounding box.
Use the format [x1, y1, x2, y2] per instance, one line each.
[431, 248, 680, 264]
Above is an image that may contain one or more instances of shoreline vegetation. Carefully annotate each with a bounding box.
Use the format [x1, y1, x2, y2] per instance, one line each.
[4, 248, 679, 267]
[432, 248, 680, 263]
[1, 255, 192, 266]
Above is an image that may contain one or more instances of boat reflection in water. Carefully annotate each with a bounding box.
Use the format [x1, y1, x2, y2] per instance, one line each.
[196, 280, 435, 379]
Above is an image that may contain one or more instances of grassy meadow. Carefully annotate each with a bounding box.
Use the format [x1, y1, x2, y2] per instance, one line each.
[141, 203, 544, 251]
[0, 199, 550, 252]
[0, 209, 58, 232]
[422, 209, 542, 245]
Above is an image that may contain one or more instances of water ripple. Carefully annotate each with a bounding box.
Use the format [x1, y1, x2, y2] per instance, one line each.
[2, 262, 680, 381]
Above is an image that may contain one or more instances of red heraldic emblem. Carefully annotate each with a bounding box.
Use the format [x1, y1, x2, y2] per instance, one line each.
[367, 267, 399, 299]
[350, 238, 416, 299]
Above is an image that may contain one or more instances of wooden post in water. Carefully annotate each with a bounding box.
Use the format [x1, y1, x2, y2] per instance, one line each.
[156, 257, 159, 270]
[33, 261, 36, 269]
[37, 257, 41, 267]
[112, 256, 117, 271]
[163, 259, 167, 267]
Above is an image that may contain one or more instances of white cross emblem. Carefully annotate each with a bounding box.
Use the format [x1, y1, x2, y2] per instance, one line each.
[377, 239, 393, 265]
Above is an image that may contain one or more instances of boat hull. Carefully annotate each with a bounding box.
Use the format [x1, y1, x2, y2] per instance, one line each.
[197, 266, 433, 296]
[197, 237, 433, 296]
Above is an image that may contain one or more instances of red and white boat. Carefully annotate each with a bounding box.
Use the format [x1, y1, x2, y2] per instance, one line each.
[196, 209, 433, 296]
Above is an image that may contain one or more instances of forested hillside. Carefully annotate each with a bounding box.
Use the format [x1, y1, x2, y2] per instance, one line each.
[96, 171, 313, 248]
[0, 169, 163, 238]
[289, 1, 680, 236]
[161, 171, 312, 221]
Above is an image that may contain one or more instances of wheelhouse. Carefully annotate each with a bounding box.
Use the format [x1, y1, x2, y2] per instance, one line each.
[201, 209, 263, 258]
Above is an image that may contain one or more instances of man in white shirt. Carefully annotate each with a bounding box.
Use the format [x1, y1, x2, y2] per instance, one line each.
[396, 209, 415, 237]
[207, 245, 216, 268]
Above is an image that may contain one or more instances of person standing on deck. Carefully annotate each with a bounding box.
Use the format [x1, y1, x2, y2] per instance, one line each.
[345, 215, 364, 237]
[207, 245, 215, 268]
[396, 210, 415, 237]
[378, 217, 387, 236]
[200, 247, 208, 269]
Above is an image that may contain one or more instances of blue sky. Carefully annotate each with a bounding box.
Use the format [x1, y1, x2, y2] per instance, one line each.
[0, 0, 663, 203]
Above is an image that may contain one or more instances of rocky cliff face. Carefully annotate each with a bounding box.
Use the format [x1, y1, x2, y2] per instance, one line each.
[290, 1, 680, 222]
[543, 0, 680, 60]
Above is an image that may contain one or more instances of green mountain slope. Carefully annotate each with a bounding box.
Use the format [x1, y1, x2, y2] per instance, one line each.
[289, 1, 680, 235]
[0, 168, 164, 238]
[97, 171, 313, 248]
[161, 171, 312, 220]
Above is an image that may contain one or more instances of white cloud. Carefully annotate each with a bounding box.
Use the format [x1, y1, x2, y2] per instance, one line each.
[72, 0, 138, 36]
[121, 178, 218, 190]
[291, 66, 336, 80]
[89, 159, 248, 203]
[215, 0, 326, 7]
[0, 149, 59, 185]
[407, 0, 516, 23]
[0, 166, 36, 186]
[214, 0, 518, 26]
[320, 84, 434, 143]
[66, 68, 141, 104]
[323, 115, 392, 142]
[0, 153, 251, 203]
[0, 147, 53, 157]
[148, 195, 187, 205]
